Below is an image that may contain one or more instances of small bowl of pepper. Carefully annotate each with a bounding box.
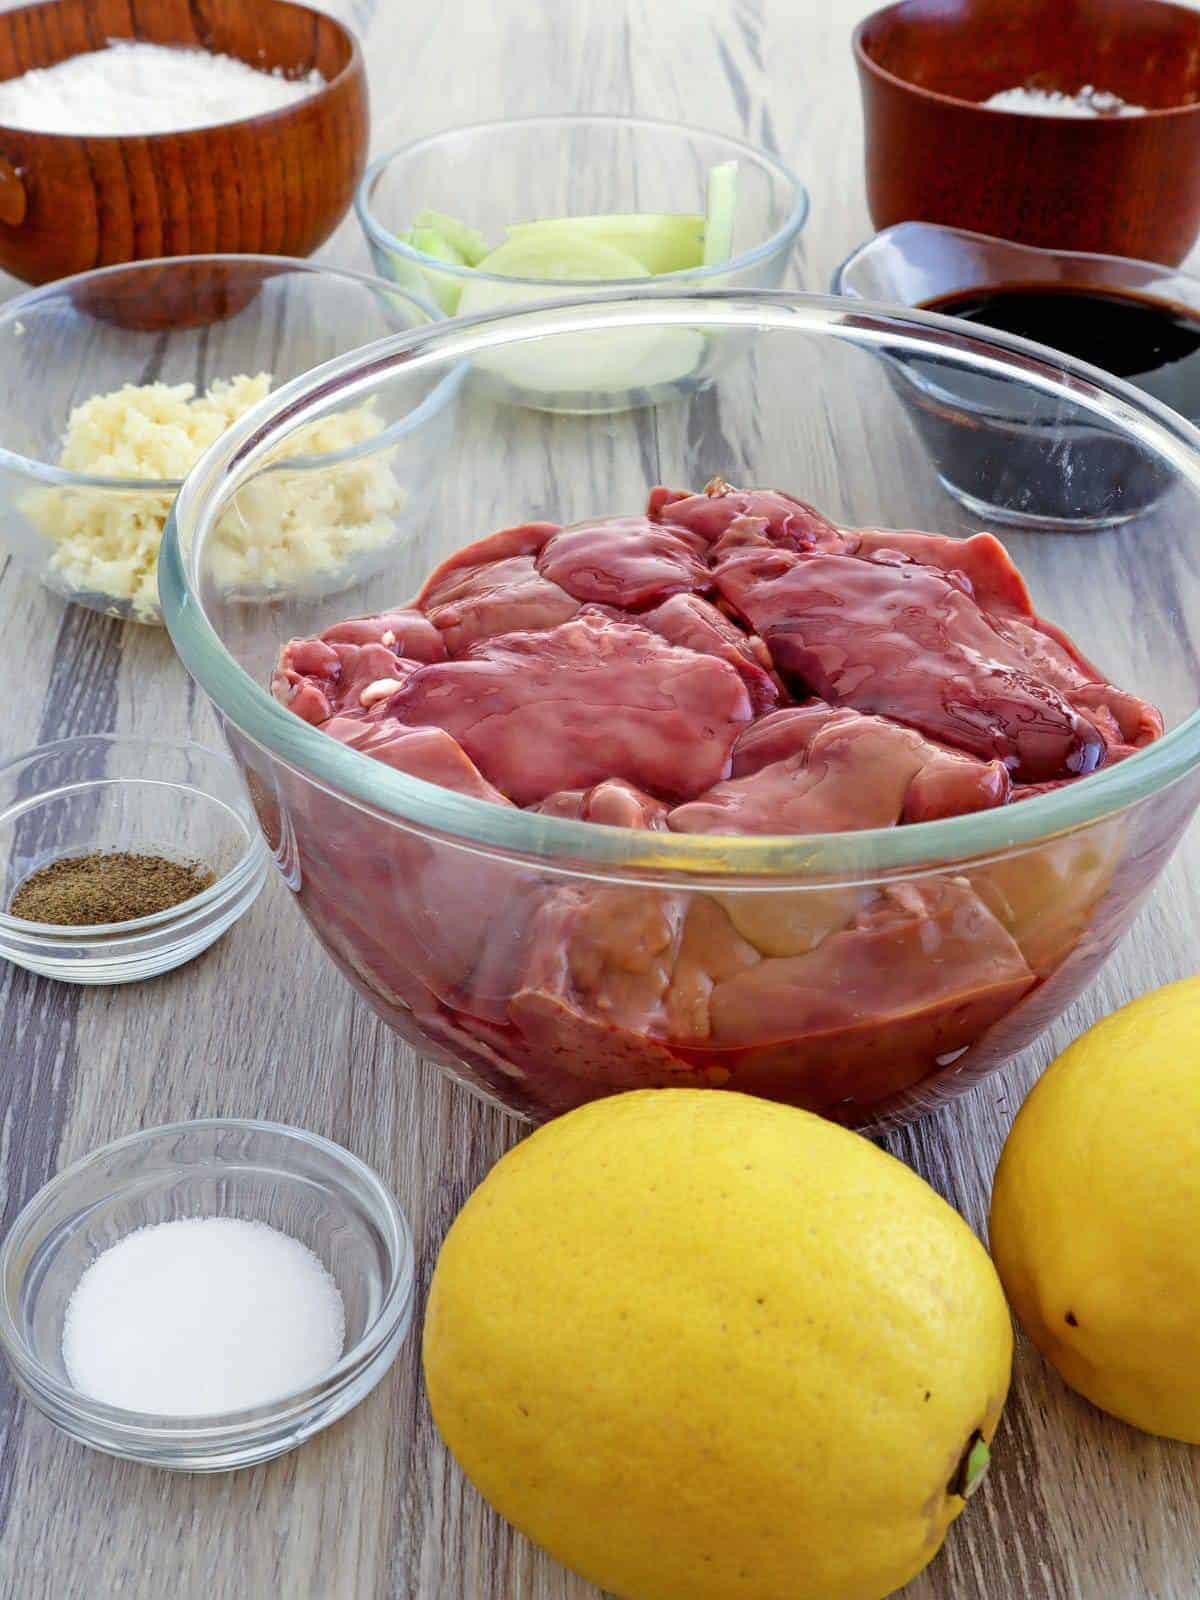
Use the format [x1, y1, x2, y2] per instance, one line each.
[0, 734, 269, 984]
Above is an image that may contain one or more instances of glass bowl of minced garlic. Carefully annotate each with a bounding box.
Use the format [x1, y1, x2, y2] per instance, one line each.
[0, 254, 458, 624]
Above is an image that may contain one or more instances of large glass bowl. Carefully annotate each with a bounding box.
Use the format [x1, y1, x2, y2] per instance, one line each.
[0, 254, 454, 624]
[160, 293, 1200, 1133]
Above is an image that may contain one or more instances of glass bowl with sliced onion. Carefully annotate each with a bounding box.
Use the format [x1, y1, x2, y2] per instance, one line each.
[355, 115, 809, 413]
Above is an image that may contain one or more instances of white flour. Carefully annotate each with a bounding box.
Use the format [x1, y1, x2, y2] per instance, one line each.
[0, 39, 324, 136]
[982, 84, 1146, 118]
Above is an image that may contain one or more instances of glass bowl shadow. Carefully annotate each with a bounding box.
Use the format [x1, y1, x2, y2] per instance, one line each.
[356, 115, 808, 413]
[0, 254, 458, 623]
[160, 290, 1200, 1134]
[832, 221, 1200, 529]
[0, 1119, 414, 1471]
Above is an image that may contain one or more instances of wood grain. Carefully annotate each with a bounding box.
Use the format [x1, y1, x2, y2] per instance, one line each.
[1, 2, 1200, 1598]
[0, 0, 368, 285]
[856, 0, 1200, 265]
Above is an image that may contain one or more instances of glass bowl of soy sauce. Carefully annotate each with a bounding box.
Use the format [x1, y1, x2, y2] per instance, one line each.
[833, 221, 1200, 529]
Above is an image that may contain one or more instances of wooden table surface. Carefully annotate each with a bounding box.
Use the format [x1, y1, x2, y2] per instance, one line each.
[2, 2, 1199, 1596]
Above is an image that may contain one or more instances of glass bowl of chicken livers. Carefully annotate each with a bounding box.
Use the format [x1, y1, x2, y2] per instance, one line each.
[160, 291, 1200, 1133]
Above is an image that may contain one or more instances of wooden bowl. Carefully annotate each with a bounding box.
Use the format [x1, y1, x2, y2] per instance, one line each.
[0, 0, 368, 286]
[855, 0, 1200, 265]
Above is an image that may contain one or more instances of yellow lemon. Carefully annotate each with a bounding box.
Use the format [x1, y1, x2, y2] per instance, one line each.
[423, 1089, 1012, 1600]
[990, 976, 1200, 1442]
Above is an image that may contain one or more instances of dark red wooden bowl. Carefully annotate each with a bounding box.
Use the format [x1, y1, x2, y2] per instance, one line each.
[855, 0, 1200, 266]
[0, 0, 368, 286]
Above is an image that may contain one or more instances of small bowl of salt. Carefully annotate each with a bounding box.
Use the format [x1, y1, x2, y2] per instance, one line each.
[0, 1119, 414, 1470]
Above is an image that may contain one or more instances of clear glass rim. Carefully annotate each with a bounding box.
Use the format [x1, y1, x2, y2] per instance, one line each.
[831, 220, 1200, 299]
[160, 288, 1200, 878]
[0, 733, 267, 937]
[0, 253, 442, 489]
[0, 1117, 414, 1435]
[853, 2, 1200, 120]
[832, 224, 1200, 430]
[355, 112, 810, 288]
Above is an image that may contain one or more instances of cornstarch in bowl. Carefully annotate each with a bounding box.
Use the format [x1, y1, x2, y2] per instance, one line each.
[0, 40, 323, 136]
[982, 84, 1146, 117]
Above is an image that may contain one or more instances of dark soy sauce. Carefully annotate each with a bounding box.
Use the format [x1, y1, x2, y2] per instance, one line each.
[892, 284, 1200, 526]
[923, 286, 1200, 417]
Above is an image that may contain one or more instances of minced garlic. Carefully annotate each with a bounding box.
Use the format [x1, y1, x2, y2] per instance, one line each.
[23, 374, 405, 623]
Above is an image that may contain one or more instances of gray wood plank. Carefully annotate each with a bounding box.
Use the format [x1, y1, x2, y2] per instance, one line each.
[1, 2, 1199, 1598]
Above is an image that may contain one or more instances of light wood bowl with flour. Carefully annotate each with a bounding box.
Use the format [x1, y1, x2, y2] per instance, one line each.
[0, 0, 368, 286]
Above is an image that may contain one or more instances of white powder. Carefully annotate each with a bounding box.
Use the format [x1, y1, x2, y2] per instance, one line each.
[0, 40, 323, 136]
[983, 84, 1146, 118]
[62, 1216, 346, 1415]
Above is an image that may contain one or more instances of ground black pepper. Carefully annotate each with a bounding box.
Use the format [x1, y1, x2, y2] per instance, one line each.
[9, 852, 215, 926]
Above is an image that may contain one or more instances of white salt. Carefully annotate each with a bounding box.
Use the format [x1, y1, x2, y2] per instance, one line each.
[0, 40, 323, 137]
[62, 1216, 346, 1415]
[983, 84, 1146, 118]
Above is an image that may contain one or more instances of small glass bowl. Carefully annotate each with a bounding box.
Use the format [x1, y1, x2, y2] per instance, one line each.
[0, 1119, 415, 1471]
[0, 735, 270, 984]
[831, 221, 1200, 529]
[0, 253, 453, 623]
[356, 114, 808, 412]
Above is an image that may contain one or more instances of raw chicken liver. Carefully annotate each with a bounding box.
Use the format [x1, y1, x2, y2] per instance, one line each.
[272, 480, 1162, 1126]
[418, 522, 579, 654]
[669, 702, 1011, 833]
[382, 610, 753, 806]
[711, 542, 1107, 783]
[535, 515, 710, 609]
